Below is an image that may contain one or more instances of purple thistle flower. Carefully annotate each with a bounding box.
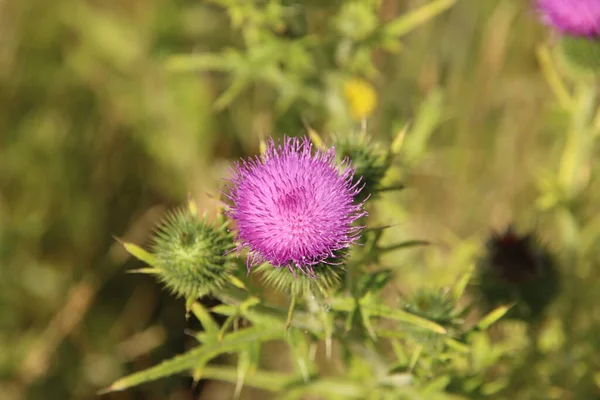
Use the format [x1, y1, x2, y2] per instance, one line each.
[225, 136, 366, 275]
[537, 0, 600, 38]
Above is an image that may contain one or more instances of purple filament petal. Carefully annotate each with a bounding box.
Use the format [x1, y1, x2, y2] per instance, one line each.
[225, 136, 366, 274]
[537, 0, 600, 38]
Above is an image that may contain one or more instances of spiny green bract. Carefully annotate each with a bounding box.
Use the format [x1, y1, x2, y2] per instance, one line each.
[256, 252, 347, 296]
[151, 209, 237, 300]
[559, 36, 600, 74]
[332, 132, 391, 203]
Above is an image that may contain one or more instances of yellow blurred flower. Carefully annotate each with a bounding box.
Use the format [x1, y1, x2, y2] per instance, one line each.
[343, 78, 378, 121]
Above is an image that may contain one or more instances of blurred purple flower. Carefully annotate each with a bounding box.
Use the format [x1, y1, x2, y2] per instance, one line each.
[225, 136, 366, 275]
[537, 0, 600, 38]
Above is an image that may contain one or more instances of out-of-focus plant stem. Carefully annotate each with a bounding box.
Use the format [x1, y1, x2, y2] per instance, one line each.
[558, 81, 597, 199]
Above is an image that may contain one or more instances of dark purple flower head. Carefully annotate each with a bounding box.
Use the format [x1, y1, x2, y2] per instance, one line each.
[225, 136, 366, 275]
[537, 0, 600, 38]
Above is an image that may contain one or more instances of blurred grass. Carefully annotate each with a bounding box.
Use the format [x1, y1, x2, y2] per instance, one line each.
[1, 0, 600, 399]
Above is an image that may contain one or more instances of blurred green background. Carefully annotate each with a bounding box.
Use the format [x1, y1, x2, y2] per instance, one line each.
[2, 0, 600, 399]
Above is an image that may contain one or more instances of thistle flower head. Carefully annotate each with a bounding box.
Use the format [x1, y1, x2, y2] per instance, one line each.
[484, 226, 543, 284]
[477, 226, 559, 321]
[537, 0, 600, 38]
[225, 136, 366, 275]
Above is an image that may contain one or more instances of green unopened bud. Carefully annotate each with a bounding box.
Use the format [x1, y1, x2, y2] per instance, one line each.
[404, 289, 457, 323]
[559, 36, 600, 75]
[333, 132, 392, 203]
[402, 289, 461, 346]
[334, 2, 378, 41]
[150, 208, 237, 300]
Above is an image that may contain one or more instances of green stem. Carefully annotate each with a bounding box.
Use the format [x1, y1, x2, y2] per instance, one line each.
[218, 314, 237, 342]
[558, 81, 597, 198]
[285, 293, 297, 335]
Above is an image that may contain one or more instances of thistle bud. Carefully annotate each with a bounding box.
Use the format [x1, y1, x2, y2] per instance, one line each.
[150, 208, 237, 300]
[332, 132, 392, 203]
[477, 226, 559, 322]
[402, 289, 461, 346]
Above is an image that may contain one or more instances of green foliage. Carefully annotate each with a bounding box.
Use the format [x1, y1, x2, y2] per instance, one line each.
[166, 0, 455, 133]
[104, 254, 521, 399]
[103, 325, 285, 393]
